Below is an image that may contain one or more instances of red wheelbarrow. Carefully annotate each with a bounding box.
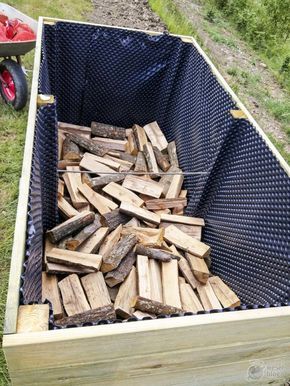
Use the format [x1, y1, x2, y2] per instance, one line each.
[0, 3, 37, 110]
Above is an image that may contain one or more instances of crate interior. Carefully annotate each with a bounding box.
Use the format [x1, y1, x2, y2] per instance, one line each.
[21, 21, 289, 326]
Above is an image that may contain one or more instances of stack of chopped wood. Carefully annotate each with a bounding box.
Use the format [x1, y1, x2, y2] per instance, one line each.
[42, 121, 240, 326]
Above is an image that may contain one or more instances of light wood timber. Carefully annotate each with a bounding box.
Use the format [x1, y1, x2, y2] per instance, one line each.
[143, 121, 168, 151]
[123, 175, 163, 198]
[58, 160, 79, 169]
[149, 259, 163, 303]
[127, 131, 138, 155]
[46, 262, 94, 275]
[133, 310, 155, 319]
[145, 198, 187, 211]
[134, 151, 147, 173]
[58, 131, 66, 160]
[178, 256, 199, 290]
[80, 153, 117, 175]
[42, 272, 63, 319]
[16, 305, 49, 333]
[179, 283, 204, 313]
[196, 282, 222, 311]
[104, 155, 133, 171]
[58, 122, 91, 139]
[78, 183, 117, 215]
[81, 272, 111, 308]
[132, 124, 148, 151]
[160, 221, 202, 240]
[137, 255, 151, 298]
[77, 227, 109, 254]
[58, 274, 90, 316]
[105, 250, 136, 287]
[121, 227, 163, 247]
[208, 276, 241, 308]
[90, 174, 125, 190]
[82, 152, 121, 171]
[46, 211, 95, 243]
[143, 142, 159, 174]
[63, 166, 88, 208]
[123, 217, 141, 228]
[120, 202, 160, 225]
[99, 225, 123, 259]
[166, 174, 184, 199]
[114, 266, 137, 318]
[62, 137, 81, 161]
[57, 196, 79, 219]
[92, 136, 128, 152]
[47, 248, 102, 272]
[58, 179, 64, 197]
[167, 141, 179, 167]
[159, 166, 181, 196]
[103, 182, 144, 207]
[160, 213, 205, 226]
[66, 215, 102, 250]
[185, 252, 210, 284]
[161, 259, 181, 308]
[153, 146, 170, 171]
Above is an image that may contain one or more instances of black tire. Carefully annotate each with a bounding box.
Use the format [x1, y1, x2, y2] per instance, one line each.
[0, 59, 28, 110]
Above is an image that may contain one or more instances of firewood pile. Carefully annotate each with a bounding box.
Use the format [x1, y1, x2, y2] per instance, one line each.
[43, 121, 240, 326]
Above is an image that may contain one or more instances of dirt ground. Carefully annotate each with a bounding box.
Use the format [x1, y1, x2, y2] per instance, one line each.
[89, 0, 289, 153]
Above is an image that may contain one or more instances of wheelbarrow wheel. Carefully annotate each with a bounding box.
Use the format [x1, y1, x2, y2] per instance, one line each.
[0, 59, 28, 110]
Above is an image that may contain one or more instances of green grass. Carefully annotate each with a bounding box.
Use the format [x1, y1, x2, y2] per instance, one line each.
[0, 1, 92, 384]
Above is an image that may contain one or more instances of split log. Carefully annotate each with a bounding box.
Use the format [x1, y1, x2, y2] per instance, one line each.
[121, 226, 163, 247]
[103, 182, 144, 207]
[154, 209, 171, 215]
[92, 137, 128, 152]
[133, 310, 155, 319]
[167, 141, 179, 167]
[104, 155, 133, 171]
[65, 215, 102, 250]
[208, 276, 240, 308]
[108, 286, 119, 302]
[105, 250, 136, 287]
[136, 255, 151, 298]
[185, 252, 209, 284]
[132, 124, 148, 151]
[81, 272, 112, 308]
[127, 131, 138, 155]
[135, 244, 178, 262]
[58, 274, 90, 316]
[46, 262, 94, 275]
[91, 122, 126, 140]
[159, 166, 181, 196]
[101, 234, 137, 273]
[102, 209, 131, 231]
[164, 225, 211, 258]
[145, 198, 187, 211]
[123, 217, 141, 228]
[114, 267, 137, 318]
[62, 137, 81, 161]
[161, 259, 181, 308]
[179, 283, 204, 313]
[58, 122, 91, 139]
[42, 272, 64, 319]
[134, 151, 147, 173]
[81, 172, 93, 187]
[133, 296, 183, 315]
[58, 160, 79, 169]
[17, 305, 49, 333]
[123, 175, 163, 198]
[120, 202, 160, 225]
[77, 227, 109, 254]
[80, 153, 117, 175]
[143, 143, 159, 174]
[160, 221, 202, 240]
[90, 174, 125, 190]
[58, 179, 64, 197]
[58, 132, 66, 160]
[99, 225, 123, 259]
[166, 174, 184, 199]
[54, 305, 116, 326]
[196, 282, 222, 311]
[78, 183, 117, 215]
[149, 259, 163, 303]
[173, 189, 187, 215]
[67, 133, 107, 156]
[82, 152, 121, 171]
[46, 211, 95, 243]
[153, 146, 170, 171]
[63, 166, 88, 208]
[118, 151, 137, 164]
[58, 196, 79, 219]
[47, 248, 102, 272]
[143, 121, 168, 151]
[160, 214, 205, 226]
[178, 256, 199, 290]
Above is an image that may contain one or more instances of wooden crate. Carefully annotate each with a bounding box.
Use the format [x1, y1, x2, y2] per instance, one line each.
[3, 17, 290, 386]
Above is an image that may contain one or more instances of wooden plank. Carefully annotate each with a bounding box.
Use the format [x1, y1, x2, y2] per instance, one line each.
[164, 225, 210, 258]
[160, 221, 202, 240]
[81, 272, 111, 308]
[92, 137, 128, 152]
[143, 143, 159, 174]
[16, 305, 49, 333]
[121, 226, 164, 247]
[166, 174, 184, 199]
[196, 282, 222, 311]
[132, 124, 148, 151]
[102, 182, 144, 207]
[101, 234, 137, 273]
[67, 133, 107, 156]
[114, 267, 137, 318]
[149, 259, 163, 303]
[143, 121, 168, 151]
[160, 214, 205, 226]
[66, 215, 102, 250]
[134, 296, 183, 315]
[145, 198, 187, 211]
[137, 255, 151, 298]
[99, 225, 123, 259]
[80, 153, 117, 175]
[58, 196, 79, 218]
[63, 166, 88, 208]
[179, 283, 204, 313]
[91, 122, 126, 140]
[82, 152, 121, 171]
[77, 227, 109, 254]
[42, 273, 63, 319]
[58, 274, 90, 316]
[105, 250, 136, 287]
[209, 276, 241, 308]
[58, 122, 91, 139]
[47, 248, 102, 272]
[185, 252, 209, 284]
[161, 259, 181, 308]
[120, 202, 160, 225]
[55, 305, 116, 327]
[78, 183, 116, 215]
[123, 175, 163, 198]
[167, 141, 179, 167]
[46, 211, 95, 243]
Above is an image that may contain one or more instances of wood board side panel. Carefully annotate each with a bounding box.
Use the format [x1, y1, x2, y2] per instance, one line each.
[3, 308, 290, 385]
[4, 17, 44, 335]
